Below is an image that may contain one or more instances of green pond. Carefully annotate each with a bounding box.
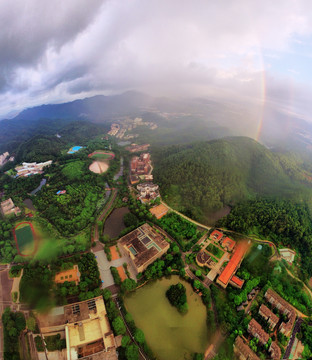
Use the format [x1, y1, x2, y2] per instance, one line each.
[124, 276, 211, 360]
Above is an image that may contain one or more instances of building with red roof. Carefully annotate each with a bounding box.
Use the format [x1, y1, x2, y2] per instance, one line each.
[217, 242, 248, 288]
[221, 237, 236, 252]
[209, 230, 223, 242]
[230, 275, 245, 289]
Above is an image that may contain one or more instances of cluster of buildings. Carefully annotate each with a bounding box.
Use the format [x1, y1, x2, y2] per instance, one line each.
[37, 296, 119, 360]
[107, 123, 120, 136]
[0, 151, 14, 167]
[15, 160, 52, 177]
[125, 143, 150, 153]
[206, 230, 247, 289]
[236, 288, 297, 360]
[136, 183, 160, 203]
[264, 288, 296, 337]
[118, 223, 169, 275]
[0, 198, 21, 217]
[108, 117, 157, 140]
[130, 152, 152, 185]
[210, 229, 236, 252]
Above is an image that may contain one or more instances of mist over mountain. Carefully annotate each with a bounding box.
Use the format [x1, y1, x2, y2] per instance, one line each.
[2, 91, 312, 158]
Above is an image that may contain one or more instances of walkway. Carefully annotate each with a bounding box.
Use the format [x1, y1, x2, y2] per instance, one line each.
[93, 188, 118, 242]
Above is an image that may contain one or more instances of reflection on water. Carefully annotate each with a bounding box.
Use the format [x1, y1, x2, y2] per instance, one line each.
[125, 276, 211, 360]
[103, 207, 130, 238]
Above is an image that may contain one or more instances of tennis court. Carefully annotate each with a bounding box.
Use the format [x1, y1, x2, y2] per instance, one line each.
[109, 245, 120, 260]
[116, 266, 127, 282]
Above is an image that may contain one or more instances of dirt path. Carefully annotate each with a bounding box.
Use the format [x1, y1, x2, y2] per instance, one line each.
[160, 200, 211, 231]
[285, 267, 312, 306]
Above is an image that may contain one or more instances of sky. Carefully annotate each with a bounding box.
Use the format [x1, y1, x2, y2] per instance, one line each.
[1, 0, 312, 119]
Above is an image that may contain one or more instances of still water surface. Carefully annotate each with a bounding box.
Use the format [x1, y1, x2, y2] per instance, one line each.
[125, 276, 210, 360]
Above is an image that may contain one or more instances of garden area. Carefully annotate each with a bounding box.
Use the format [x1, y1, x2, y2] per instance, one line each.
[159, 212, 202, 250]
[205, 243, 224, 259]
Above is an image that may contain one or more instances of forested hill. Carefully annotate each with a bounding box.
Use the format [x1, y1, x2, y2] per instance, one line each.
[153, 137, 312, 223]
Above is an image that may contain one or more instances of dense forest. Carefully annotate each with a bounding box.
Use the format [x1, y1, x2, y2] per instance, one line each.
[218, 199, 312, 279]
[153, 137, 312, 223]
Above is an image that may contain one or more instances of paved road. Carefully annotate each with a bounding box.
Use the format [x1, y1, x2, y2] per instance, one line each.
[283, 318, 303, 359]
[93, 250, 115, 288]
[93, 188, 118, 241]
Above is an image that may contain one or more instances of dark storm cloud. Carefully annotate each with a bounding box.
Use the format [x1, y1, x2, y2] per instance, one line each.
[1, 0, 312, 118]
[0, 1, 103, 84]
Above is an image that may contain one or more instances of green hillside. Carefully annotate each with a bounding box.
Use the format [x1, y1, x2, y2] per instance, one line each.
[153, 137, 312, 223]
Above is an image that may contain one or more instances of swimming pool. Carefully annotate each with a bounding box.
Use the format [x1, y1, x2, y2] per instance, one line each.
[68, 146, 84, 154]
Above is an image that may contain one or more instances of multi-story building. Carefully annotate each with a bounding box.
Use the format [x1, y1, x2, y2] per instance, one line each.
[234, 336, 261, 360]
[248, 318, 269, 345]
[137, 183, 159, 203]
[130, 153, 151, 175]
[37, 296, 118, 360]
[217, 242, 248, 288]
[15, 160, 52, 177]
[264, 289, 296, 337]
[269, 341, 282, 360]
[118, 223, 169, 275]
[259, 304, 279, 330]
[0, 198, 21, 216]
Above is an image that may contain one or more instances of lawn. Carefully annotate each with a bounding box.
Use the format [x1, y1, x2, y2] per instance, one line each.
[88, 150, 115, 160]
[206, 243, 224, 259]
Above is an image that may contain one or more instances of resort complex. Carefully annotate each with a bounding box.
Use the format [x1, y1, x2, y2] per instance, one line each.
[15, 160, 52, 177]
[118, 223, 170, 275]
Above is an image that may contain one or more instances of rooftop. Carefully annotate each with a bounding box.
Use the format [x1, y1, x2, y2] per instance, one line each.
[231, 275, 244, 288]
[234, 336, 261, 360]
[221, 237, 236, 251]
[218, 242, 248, 286]
[259, 304, 279, 325]
[210, 230, 223, 241]
[118, 223, 169, 270]
[248, 318, 269, 345]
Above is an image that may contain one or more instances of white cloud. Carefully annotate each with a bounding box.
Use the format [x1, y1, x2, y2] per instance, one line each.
[1, 0, 312, 117]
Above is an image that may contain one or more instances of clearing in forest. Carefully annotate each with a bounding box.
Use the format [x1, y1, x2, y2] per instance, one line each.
[13, 222, 37, 256]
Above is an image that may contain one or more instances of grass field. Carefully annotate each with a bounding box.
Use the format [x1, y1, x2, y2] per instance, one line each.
[206, 243, 224, 259]
[88, 150, 115, 160]
[14, 223, 35, 256]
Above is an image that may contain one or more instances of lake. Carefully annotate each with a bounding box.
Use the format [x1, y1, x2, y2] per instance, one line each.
[124, 276, 211, 360]
[103, 206, 129, 238]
